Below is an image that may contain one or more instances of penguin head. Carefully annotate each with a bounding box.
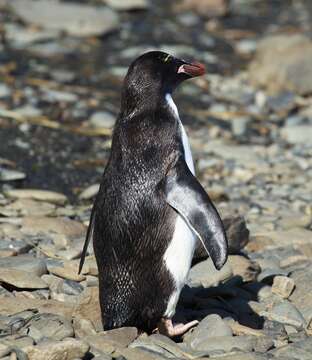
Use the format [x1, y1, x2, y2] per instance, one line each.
[122, 51, 205, 107]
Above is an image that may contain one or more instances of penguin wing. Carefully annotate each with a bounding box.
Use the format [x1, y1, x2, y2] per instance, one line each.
[164, 158, 228, 270]
[78, 203, 96, 274]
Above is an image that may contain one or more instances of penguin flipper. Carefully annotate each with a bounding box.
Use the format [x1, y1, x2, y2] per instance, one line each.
[164, 158, 228, 270]
[78, 203, 96, 274]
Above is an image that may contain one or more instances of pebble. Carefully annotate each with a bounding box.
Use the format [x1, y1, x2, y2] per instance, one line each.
[79, 183, 100, 200]
[272, 276, 295, 299]
[281, 125, 312, 145]
[0, 83, 11, 98]
[0, 168, 26, 182]
[105, 0, 149, 11]
[89, 111, 116, 129]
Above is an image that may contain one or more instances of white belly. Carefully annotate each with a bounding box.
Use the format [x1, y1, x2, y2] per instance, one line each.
[163, 94, 197, 318]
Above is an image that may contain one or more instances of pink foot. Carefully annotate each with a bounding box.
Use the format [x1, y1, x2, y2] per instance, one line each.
[157, 318, 198, 337]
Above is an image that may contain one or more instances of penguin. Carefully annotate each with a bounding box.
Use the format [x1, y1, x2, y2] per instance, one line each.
[79, 51, 228, 337]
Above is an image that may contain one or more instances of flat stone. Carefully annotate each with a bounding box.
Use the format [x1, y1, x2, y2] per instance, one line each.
[48, 264, 86, 282]
[24, 338, 89, 360]
[0, 268, 48, 289]
[266, 301, 306, 330]
[0, 256, 47, 276]
[73, 317, 97, 338]
[79, 184, 100, 200]
[0, 168, 26, 181]
[184, 314, 233, 347]
[105, 0, 149, 11]
[272, 276, 295, 298]
[115, 347, 165, 360]
[5, 199, 56, 217]
[270, 338, 312, 360]
[281, 125, 312, 145]
[5, 189, 67, 205]
[184, 335, 257, 353]
[178, 0, 228, 17]
[21, 217, 86, 248]
[85, 327, 137, 354]
[10, 0, 119, 37]
[188, 257, 233, 287]
[0, 83, 11, 98]
[19, 313, 73, 341]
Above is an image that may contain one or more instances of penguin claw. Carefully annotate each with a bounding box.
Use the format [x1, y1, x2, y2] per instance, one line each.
[157, 318, 198, 337]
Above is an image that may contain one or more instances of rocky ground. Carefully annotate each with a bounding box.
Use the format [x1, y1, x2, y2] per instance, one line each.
[1, 0, 312, 359]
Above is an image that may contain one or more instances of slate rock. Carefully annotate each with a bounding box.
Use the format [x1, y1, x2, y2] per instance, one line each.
[0, 256, 47, 277]
[184, 314, 233, 347]
[19, 313, 73, 341]
[0, 268, 48, 289]
[5, 189, 67, 205]
[266, 301, 306, 330]
[270, 338, 312, 360]
[272, 276, 295, 299]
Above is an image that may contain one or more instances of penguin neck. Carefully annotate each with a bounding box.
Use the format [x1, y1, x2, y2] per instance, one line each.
[120, 86, 176, 120]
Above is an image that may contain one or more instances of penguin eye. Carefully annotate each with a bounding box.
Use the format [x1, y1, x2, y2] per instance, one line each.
[161, 54, 172, 64]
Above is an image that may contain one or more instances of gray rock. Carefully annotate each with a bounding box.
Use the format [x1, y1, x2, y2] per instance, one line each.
[0, 268, 48, 289]
[10, 0, 119, 37]
[5, 189, 67, 205]
[184, 314, 233, 347]
[0, 256, 47, 277]
[89, 111, 116, 128]
[266, 301, 306, 330]
[271, 276, 295, 299]
[41, 89, 78, 103]
[0, 168, 26, 181]
[14, 105, 42, 117]
[270, 338, 312, 360]
[79, 184, 100, 200]
[184, 334, 257, 353]
[24, 338, 89, 360]
[258, 268, 289, 283]
[188, 257, 233, 287]
[105, 0, 149, 11]
[19, 313, 73, 342]
[249, 34, 312, 95]
[0, 83, 11, 98]
[281, 126, 312, 145]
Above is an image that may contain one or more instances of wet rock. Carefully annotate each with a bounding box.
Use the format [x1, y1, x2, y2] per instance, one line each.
[249, 34, 312, 95]
[0, 256, 47, 277]
[10, 0, 119, 37]
[0, 268, 48, 290]
[265, 301, 306, 330]
[19, 313, 73, 341]
[184, 314, 233, 347]
[228, 255, 260, 282]
[0, 168, 26, 181]
[188, 257, 233, 287]
[105, 0, 149, 11]
[79, 184, 100, 200]
[5, 189, 67, 205]
[24, 338, 89, 360]
[271, 276, 295, 299]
